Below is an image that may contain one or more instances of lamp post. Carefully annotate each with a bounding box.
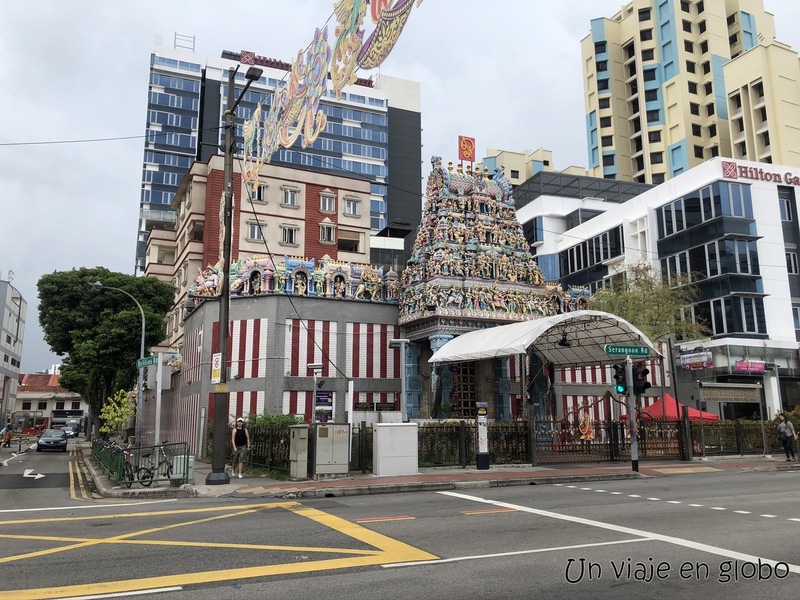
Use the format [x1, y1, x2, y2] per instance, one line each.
[90, 281, 145, 445]
[207, 64, 264, 485]
[389, 339, 410, 421]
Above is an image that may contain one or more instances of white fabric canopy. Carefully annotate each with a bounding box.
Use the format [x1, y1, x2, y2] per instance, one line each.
[428, 310, 660, 367]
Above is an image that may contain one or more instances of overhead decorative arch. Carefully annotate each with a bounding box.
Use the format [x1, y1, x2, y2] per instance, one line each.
[428, 310, 661, 367]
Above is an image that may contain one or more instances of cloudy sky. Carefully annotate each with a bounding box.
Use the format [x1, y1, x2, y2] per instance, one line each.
[3, 0, 800, 373]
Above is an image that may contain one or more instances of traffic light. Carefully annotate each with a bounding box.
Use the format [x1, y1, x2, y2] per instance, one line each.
[632, 365, 651, 395]
[612, 363, 627, 394]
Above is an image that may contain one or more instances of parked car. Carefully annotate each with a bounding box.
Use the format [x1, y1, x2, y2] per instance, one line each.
[62, 426, 77, 438]
[37, 429, 68, 452]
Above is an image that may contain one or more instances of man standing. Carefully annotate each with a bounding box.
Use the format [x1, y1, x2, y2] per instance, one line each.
[777, 413, 796, 461]
[230, 417, 250, 478]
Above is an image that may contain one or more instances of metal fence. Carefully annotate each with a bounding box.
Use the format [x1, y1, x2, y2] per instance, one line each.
[92, 439, 189, 487]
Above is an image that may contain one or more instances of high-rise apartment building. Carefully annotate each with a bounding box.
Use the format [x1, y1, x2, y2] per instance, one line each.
[137, 41, 421, 275]
[0, 278, 25, 421]
[581, 0, 777, 184]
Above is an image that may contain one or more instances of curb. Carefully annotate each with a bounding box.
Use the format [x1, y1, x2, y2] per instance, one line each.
[274, 471, 647, 499]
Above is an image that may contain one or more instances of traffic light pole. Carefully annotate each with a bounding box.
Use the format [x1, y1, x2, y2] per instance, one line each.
[626, 356, 639, 472]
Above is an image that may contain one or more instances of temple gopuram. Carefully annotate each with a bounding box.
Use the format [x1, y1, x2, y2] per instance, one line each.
[398, 157, 587, 420]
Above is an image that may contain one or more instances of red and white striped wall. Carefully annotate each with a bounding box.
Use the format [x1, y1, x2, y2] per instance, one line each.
[561, 394, 660, 424]
[181, 326, 203, 386]
[284, 319, 339, 377]
[230, 318, 269, 379]
[161, 392, 202, 456]
[559, 358, 668, 388]
[229, 390, 266, 420]
[282, 391, 339, 420]
[345, 322, 401, 379]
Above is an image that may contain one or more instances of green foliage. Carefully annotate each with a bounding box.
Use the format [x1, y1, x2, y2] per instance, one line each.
[99, 389, 136, 436]
[37, 267, 175, 416]
[588, 262, 709, 343]
[246, 413, 306, 428]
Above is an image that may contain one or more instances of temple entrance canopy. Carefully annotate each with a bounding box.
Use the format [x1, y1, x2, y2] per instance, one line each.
[429, 311, 660, 368]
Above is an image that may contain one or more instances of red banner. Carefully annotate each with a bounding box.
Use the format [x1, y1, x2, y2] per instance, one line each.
[458, 136, 476, 162]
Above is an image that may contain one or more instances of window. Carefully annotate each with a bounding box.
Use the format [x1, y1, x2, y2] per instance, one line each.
[682, 20, 692, 33]
[56, 401, 65, 410]
[345, 197, 359, 216]
[320, 194, 335, 213]
[650, 152, 664, 164]
[252, 183, 267, 202]
[643, 68, 657, 82]
[727, 13, 736, 25]
[510, 169, 520, 179]
[706, 103, 715, 116]
[702, 61, 711, 74]
[787, 252, 799, 274]
[598, 79, 610, 91]
[754, 82, 764, 98]
[692, 123, 702, 137]
[690, 102, 700, 115]
[22, 402, 31, 411]
[602, 154, 615, 166]
[640, 29, 653, 41]
[38, 401, 47, 410]
[599, 97, 610, 109]
[248, 223, 264, 240]
[710, 146, 719, 157]
[684, 40, 694, 53]
[642, 49, 655, 61]
[600, 116, 612, 128]
[638, 8, 651, 21]
[795, 306, 800, 330]
[320, 224, 335, 243]
[645, 89, 658, 102]
[337, 231, 360, 253]
[652, 173, 665, 184]
[694, 145, 704, 158]
[697, 1, 704, 13]
[762, 131, 770, 148]
[681, 0, 690, 12]
[700, 40, 708, 54]
[602, 135, 613, 147]
[729, 33, 738, 45]
[281, 226, 297, 245]
[698, 19, 706, 33]
[595, 41, 607, 54]
[282, 188, 298, 206]
[648, 130, 662, 143]
[596, 60, 608, 72]
[779, 187, 794, 221]
[704, 82, 713, 95]
[646, 110, 660, 123]
[688, 82, 698, 94]
[686, 60, 696, 73]
[709, 124, 717, 137]
[71, 401, 81, 410]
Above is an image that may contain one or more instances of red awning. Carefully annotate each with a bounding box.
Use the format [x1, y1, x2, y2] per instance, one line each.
[641, 393, 720, 422]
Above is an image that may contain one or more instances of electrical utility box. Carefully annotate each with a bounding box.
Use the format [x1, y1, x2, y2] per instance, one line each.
[289, 425, 309, 480]
[312, 423, 350, 476]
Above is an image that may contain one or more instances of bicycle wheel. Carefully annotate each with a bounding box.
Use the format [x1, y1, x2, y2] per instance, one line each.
[137, 467, 154, 487]
[123, 462, 135, 488]
[163, 463, 173, 479]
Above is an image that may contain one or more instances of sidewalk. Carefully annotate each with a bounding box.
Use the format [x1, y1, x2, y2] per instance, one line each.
[77, 442, 800, 501]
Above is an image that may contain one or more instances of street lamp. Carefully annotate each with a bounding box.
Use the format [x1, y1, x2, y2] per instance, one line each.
[389, 339, 410, 421]
[90, 281, 145, 445]
[208, 64, 264, 485]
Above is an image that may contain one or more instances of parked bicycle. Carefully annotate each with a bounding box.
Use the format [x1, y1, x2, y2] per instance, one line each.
[136, 442, 174, 486]
[121, 444, 135, 488]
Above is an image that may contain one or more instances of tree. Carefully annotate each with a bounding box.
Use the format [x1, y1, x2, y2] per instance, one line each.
[37, 267, 175, 433]
[99, 389, 136, 437]
[587, 262, 709, 343]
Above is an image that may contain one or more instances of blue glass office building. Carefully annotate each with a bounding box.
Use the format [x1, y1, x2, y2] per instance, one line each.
[137, 45, 421, 274]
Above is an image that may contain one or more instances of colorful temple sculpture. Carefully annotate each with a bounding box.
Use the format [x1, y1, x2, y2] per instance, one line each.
[185, 255, 399, 315]
[398, 157, 588, 420]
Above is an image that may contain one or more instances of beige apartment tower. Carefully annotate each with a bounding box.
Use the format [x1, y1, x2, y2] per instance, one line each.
[581, 0, 777, 183]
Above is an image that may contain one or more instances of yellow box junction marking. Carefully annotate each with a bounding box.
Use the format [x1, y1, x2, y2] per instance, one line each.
[0, 502, 438, 599]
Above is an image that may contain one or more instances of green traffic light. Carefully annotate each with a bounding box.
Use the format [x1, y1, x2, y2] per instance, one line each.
[614, 384, 626, 394]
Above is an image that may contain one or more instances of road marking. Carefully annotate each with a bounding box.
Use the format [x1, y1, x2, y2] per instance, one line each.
[666, 500, 682, 504]
[383, 538, 650, 568]
[710, 507, 726, 511]
[459, 508, 517, 516]
[646, 497, 660, 501]
[580, 487, 592, 490]
[788, 518, 800, 522]
[0, 502, 438, 598]
[437, 491, 800, 573]
[760, 514, 777, 518]
[354, 516, 415, 523]
[734, 510, 751, 514]
[0, 499, 176, 514]
[594, 490, 606, 493]
[628, 494, 641, 498]
[42, 586, 182, 599]
[689, 504, 703, 507]
[609, 492, 622, 495]
[23, 468, 45, 480]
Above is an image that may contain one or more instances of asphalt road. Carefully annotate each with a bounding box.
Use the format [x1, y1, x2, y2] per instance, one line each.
[2, 463, 800, 599]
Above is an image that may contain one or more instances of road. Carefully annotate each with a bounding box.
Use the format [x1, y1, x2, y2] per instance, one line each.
[2, 459, 800, 599]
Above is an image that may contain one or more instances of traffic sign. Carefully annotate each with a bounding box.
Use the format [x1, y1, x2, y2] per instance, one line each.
[136, 356, 158, 368]
[604, 344, 650, 357]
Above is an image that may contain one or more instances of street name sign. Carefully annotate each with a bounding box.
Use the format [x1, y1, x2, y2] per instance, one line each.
[136, 356, 158, 368]
[604, 344, 650, 357]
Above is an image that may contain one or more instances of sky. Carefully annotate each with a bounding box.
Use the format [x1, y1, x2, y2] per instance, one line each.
[3, 0, 800, 373]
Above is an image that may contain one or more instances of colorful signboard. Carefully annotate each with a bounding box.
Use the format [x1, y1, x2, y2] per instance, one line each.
[734, 360, 766, 373]
[680, 351, 713, 370]
[458, 136, 476, 162]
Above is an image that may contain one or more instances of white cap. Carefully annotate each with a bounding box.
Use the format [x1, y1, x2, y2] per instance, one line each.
[236, 417, 244, 422]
